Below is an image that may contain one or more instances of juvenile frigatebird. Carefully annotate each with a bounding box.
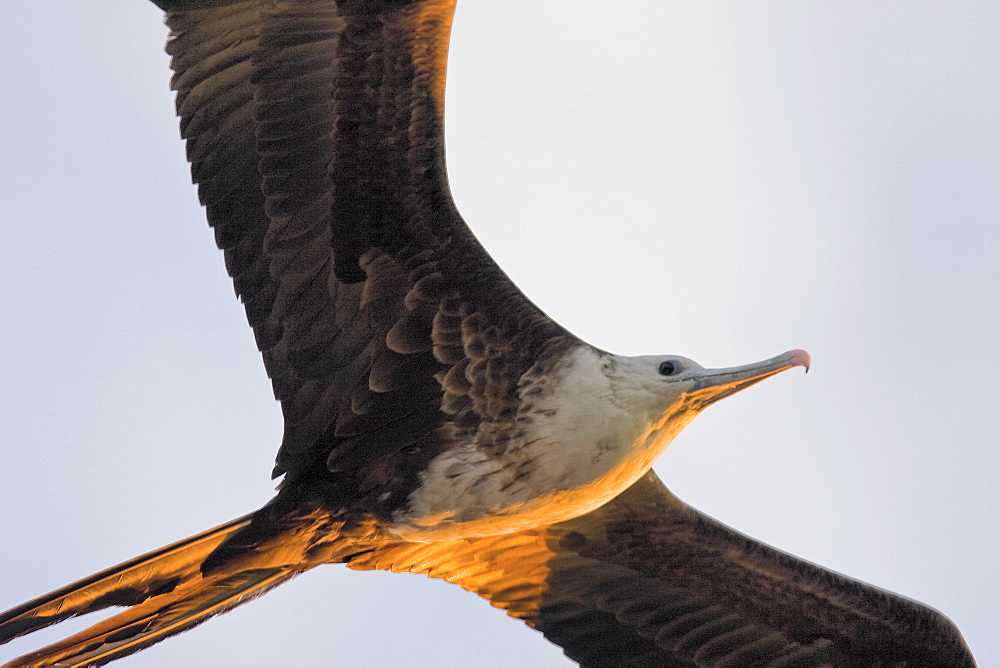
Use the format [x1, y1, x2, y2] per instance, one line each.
[0, 1, 978, 666]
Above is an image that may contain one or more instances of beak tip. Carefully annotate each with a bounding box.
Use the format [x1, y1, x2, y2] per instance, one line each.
[787, 348, 811, 373]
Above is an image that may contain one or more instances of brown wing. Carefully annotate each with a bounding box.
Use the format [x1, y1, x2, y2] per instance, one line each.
[154, 0, 573, 491]
[350, 471, 975, 667]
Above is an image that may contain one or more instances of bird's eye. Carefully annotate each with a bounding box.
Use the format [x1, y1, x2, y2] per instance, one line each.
[658, 360, 679, 376]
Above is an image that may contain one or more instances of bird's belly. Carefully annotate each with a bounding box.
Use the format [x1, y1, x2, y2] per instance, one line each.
[388, 427, 676, 541]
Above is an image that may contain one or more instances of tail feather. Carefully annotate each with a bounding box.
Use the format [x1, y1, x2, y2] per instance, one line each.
[0, 515, 252, 646]
[1, 506, 353, 666]
[0, 515, 251, 644]
[0, 513, 320, 667]
[5, 568, 299, 667]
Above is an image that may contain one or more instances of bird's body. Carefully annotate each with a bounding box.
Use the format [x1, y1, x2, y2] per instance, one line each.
[398, 344, 647, 540]
[397, 347, 804, 540]
[0, 1, 980, 666]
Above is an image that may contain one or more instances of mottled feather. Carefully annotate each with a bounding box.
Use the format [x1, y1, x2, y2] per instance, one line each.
[160, 0, 571, 497]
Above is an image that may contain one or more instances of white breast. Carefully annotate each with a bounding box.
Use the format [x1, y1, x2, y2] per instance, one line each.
[391, 346, 686, 540]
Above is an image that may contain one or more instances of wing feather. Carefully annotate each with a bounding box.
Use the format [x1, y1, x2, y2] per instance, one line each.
[155, 0, 573, 493]
[349, 472, 975, 667]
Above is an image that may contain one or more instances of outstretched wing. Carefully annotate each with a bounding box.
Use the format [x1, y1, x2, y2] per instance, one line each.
[351, 471, 975, 667]
[154, 0, 573, 492]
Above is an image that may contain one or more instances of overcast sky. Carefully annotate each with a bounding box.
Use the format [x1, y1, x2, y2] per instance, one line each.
[1, 2, 997, 666]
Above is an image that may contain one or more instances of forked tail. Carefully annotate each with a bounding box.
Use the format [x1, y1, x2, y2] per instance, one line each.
[0, 514, 311, 666]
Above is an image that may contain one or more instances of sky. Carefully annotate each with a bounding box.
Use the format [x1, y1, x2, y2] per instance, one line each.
[1, 2, 997, 666]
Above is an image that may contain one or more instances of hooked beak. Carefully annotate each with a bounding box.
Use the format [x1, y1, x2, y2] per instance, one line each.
[687, 349, 810, 410]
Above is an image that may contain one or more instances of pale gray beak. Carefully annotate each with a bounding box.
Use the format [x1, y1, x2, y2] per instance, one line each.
[687, 349, 810, 409]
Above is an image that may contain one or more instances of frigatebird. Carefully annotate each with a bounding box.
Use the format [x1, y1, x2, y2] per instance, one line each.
[0, 1, 978, 666]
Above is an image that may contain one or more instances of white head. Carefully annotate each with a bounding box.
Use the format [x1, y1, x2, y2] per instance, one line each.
[602, 348, 811, 441]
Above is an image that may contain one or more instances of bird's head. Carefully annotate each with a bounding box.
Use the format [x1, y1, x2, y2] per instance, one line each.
[605, 349, 811, 445]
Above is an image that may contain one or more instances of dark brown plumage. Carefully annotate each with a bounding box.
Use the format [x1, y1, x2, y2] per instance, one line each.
[167, 0, 570, 500]
[0, 1, 975, 666]
[354, 471, 972, 667]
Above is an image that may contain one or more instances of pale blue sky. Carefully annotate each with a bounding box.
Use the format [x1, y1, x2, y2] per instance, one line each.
[1, 2, 997, 665]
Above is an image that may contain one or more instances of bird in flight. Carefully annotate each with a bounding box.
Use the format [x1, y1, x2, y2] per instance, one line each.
[0, 1, 975, 666]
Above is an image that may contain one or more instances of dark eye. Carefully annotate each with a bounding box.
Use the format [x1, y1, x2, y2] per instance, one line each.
[658, 360, 679, 376]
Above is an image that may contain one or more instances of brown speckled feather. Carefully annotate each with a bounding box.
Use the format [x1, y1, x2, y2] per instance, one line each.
[350, 471, 974, 667]
[161, 0, 573, 499]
